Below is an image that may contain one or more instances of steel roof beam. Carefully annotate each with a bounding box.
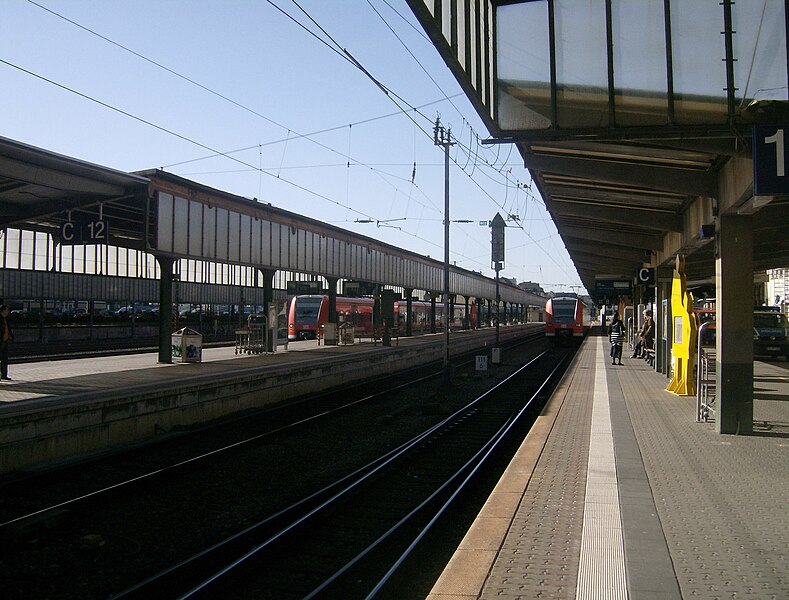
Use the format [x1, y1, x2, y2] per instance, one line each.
[546, 185, 686, 207]
[558, 225, 663, 251]
[573, 252, 641, 270]
[549, 199, 683, 232]
[564, 240, 650, 262]
[521, 152, 717, 197]
[487, 124, 743, 145]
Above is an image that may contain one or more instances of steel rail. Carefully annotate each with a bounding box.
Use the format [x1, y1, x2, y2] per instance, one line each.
[3, 333, 542, 534]
[363, 351, 571, 599]
[163, 350, 552, 599]
[87, 335, 546, 598]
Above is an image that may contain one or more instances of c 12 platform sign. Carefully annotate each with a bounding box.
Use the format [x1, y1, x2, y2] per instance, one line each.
[753, 126, 788, 195]
[60, 218, 110, 245]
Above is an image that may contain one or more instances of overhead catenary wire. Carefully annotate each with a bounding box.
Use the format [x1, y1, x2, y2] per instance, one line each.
[0, 58, 378, 222]
[16, 0, 578, 286]
[24, 0, 453, 202]
[25, 0, 289, 131]
[1, 55, 495, 271]
[28, 0, 539, 228]
[280, 0, 536, 197]
[160, 96, 461, 170]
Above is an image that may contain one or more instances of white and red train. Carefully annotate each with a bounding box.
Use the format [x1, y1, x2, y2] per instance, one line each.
[545, 295, 590, 343]
[288, 294, 478, 341]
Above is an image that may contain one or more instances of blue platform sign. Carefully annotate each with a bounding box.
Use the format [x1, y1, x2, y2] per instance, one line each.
[594, 279, 632, 298]
[753, 126, 788, 195]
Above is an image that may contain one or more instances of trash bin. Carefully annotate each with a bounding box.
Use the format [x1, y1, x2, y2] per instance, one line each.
[172, 327, 203, 363]
[322, 322, 337, 346]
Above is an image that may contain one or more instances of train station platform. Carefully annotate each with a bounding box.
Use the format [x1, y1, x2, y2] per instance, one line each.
[428, 329, 789, 600]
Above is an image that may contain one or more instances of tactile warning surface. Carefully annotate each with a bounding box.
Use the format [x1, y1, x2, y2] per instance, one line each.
[479, 344, 596, 599]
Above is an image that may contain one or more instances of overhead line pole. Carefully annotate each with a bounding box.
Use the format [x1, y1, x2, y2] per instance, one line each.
[434, 117, 454, 383]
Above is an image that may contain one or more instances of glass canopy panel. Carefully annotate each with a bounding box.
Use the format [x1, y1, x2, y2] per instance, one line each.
[670, 1, 727, 124]
[493, 0, 776, 131]
[496, 1, 551, 129]
[612, 0, 668, 126]
[554, 0, 609, 128]
[440, 0, 452, 46]
[468, 1, 477, 93]
[732, 0, 788, 109]
[456, 0, 466, 71]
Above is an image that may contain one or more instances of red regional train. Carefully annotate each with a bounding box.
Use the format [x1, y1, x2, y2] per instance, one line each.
[288, 294, 477, 341]
[545, 294, 590, 343]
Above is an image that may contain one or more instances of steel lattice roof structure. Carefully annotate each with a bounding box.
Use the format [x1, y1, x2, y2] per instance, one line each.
[407, 0, 789, 297]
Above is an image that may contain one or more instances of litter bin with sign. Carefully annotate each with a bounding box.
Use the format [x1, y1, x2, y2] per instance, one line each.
[321, 322, 337, 346]
[172, 327, 203, 363]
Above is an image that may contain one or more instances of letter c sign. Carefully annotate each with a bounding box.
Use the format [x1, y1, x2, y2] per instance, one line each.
[637, 267, 655, 286]
[62, 221, 75, 242]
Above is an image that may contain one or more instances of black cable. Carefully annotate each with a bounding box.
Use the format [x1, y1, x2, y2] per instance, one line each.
[26, 0, 288, 131]
[28, 0, 528, 222]
[367, 0, 464, 117]
[21, 1, 571, 282]
[25, 0, 444, 183]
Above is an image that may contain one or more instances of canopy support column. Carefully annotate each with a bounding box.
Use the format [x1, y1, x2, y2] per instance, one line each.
[716, 214, 754, 434]
[156, 255, 175, 364]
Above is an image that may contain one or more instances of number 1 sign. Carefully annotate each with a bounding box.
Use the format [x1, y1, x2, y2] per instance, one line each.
[753, 126, 788, 195]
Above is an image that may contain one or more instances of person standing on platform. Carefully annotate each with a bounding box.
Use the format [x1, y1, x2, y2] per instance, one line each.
[609, 311, 625, 365]
[0, 305, 13, 381]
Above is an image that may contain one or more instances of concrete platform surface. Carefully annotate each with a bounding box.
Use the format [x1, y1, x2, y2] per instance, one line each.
[429, 332, 789, 600]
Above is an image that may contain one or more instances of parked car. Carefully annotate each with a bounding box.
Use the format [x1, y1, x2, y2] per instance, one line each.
[753, 309, 789, 360]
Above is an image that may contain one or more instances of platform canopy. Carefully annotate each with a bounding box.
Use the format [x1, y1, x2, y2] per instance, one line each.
[0, 136, 150, 248]
[407, 0, 789, 296]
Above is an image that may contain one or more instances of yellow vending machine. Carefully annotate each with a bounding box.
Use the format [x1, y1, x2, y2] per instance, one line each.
[666, 255, 698, 396]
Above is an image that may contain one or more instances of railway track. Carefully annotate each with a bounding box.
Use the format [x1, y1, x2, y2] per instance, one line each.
[0, 332, 568, 599]
[0, 353, 465, 522]
[114, 347, 570, 599]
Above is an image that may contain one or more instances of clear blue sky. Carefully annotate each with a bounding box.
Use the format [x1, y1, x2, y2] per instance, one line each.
[1, 0, 585, 294]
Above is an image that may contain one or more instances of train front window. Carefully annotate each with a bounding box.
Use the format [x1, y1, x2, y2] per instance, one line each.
[553, 302, 576, 323]
[295, 298, 322, 323]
